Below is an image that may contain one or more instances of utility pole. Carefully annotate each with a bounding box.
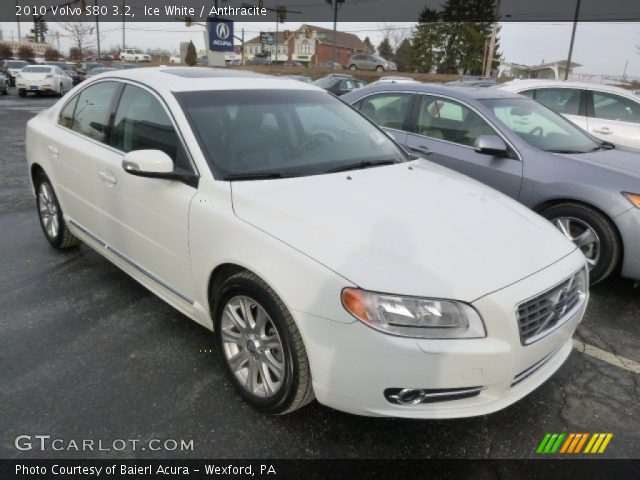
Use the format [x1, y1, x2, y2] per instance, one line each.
[484, 0, 500, 77]
[564, 0, 581, 80]
[95, 0, 101, 59]
[16, 0, 21, 41]
[325, 0, 344, 70]
[122, 0, 125, 50]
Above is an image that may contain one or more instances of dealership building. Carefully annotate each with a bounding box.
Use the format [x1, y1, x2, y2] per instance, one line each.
[243, 24, 370, 65]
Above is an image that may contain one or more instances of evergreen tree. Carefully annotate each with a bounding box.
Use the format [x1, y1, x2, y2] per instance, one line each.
[394, 39, 412, 71]
[377, 37, 393, 60]
[363, 36, 375, 54]
[185, 41, 197, 66]
[410, 7, 444, 73]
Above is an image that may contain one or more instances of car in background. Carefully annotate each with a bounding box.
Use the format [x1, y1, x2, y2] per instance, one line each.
[169, 55, 181, 64]
[42, 61, 82, 86]
[315, 61, 342, 70]
[343, 82, 640, 284]
[120, 49, 151, 62]
[26, 67, 588, 419]
[111, 62, 138, 70]
[16, 65, 73, 97]
[282, 75, 312, 83]
[313, 74, 365, 96]
[348, 54, 397, 72]
[447, 76, 497, 88]
[78, 62, 103, 75]
[0, 71, 9, 94]
[85, 67, 117, 79]
[246, 56, 271, 66]
[497, 80, 640, 149]
[368, 76, 420, 87]
[2, 59, 29, 86]
[282, 61, 304, 68]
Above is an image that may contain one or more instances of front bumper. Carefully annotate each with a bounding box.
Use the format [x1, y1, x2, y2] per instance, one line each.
[295, 250, 587, 418]
[615, 207, 640, 280]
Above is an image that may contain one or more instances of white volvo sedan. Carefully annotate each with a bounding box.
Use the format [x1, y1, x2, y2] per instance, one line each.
[26, 68, 589, 418]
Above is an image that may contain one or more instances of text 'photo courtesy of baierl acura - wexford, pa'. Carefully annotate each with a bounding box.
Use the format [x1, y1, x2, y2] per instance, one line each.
[0, 1, 639, 479]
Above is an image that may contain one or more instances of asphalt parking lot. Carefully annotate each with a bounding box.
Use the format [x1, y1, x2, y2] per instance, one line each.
[0, 92, 638, 460]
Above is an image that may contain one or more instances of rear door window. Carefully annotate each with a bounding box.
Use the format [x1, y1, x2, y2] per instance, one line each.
[71, 81, 118, 143]
[592, 91, 640, 124]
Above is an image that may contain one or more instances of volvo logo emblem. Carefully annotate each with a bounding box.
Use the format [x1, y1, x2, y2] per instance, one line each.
[552, 288, 569, 318]
[216, 23, 230, 40]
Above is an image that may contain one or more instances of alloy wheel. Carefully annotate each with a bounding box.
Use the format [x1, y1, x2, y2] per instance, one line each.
[38, 182, 59, 239]
[220, 295, 285, 398]
[552, 216, 600, 269]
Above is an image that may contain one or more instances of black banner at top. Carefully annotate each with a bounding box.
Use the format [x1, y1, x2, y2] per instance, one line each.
[2, 0, 640, 23]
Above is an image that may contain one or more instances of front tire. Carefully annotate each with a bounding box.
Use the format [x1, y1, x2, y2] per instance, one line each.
[349, 64, 357, 70]
[2, 81, 8, 95]
[58, 83, 64, 97]
[34, 173, 80, 249]
[18, 89, 26, 97]
[540, 202, 620, 284]
[375, 65, 384, 72]
[213, 271, 314, 414]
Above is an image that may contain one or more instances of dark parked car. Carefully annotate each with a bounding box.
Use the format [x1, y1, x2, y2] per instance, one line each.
[78, 62, 103, 75]
[0, 71, 9, 94]
[447, 76, 497, 88]
[2, 59, 29, 86]
[282, 61, 304, 68]
[313, 74, 366, 96]
[85, 67, 117, 78]
[111, 62, 138, 70]
[42, 61, 82, 85]
[282, 75, 313, 83]
[343, 82, 640, 284]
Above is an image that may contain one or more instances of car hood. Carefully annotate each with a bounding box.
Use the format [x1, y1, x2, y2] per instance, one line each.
[561, 147, 640, 178]
[231, 160, 576, 302]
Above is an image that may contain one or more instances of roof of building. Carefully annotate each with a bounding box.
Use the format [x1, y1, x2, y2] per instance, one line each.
[245, 24, 367, 51]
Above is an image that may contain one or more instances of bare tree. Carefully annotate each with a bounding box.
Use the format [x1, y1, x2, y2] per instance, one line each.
[380, 23, 411, 52]
[60, 22, 95, 57]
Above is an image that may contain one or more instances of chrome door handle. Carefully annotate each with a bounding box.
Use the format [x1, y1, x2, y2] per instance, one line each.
[593, 127, 612, 134]
[48, 145, 59, 157]
[98, 170, 117, 185]
[409, 145, 432, 155]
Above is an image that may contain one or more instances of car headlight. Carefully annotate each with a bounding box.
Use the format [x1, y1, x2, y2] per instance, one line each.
[341, 288, 486, 339]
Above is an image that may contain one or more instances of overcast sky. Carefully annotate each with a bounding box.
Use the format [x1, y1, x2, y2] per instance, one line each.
[1, 21, 639, 76]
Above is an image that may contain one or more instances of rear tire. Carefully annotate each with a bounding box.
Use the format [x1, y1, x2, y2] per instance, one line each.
[18, 89, 26, 97]
[540, 202, 620, 284]
[2, 81, 8, 95]
[58, 83, 64, 97]
[349, 64, 357, 70]
[213, 271, 314, 414]
[34, 173, 80, 249]
[375, 65, 384, 72]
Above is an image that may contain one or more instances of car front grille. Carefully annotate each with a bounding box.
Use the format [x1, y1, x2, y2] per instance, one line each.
[517, 268, 587, 345]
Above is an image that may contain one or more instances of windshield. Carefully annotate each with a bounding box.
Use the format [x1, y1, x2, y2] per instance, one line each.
[7, 61, 28, 69]
[22, 66, 52, 73]
[481, 98, 600, 153]
[177, 89, 408, 179]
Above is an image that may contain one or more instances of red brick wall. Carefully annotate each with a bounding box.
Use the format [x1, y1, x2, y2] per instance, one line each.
[314, 43, 364, 67]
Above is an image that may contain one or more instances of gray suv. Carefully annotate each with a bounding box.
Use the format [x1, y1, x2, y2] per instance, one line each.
[348, 54, 397, 72]
[343, 83, 640, 284]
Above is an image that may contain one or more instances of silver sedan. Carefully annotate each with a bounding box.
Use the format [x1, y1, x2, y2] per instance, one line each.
[342, 83, 640, 284]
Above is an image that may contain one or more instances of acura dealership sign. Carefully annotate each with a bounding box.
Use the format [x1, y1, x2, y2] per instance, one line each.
[208, 18, 234, 52]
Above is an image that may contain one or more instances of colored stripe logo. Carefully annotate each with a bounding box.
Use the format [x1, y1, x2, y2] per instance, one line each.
[537, 433, 613, 454]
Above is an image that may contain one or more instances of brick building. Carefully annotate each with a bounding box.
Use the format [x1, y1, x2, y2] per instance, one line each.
[243, 24, 370, 66]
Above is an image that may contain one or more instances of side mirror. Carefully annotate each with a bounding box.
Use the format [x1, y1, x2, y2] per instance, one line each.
[473, 135, 508, 156]
[122, 149, 174, 175]
[122, 150, 199, 188]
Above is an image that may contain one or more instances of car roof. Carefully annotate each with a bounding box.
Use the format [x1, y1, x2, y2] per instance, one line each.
[85, 67, 323, 93]
[353, 81, 522, 100]
[497, 79, 639, 98]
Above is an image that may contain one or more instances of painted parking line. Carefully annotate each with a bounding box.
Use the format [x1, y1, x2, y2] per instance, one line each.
[573, 338, 640, 374]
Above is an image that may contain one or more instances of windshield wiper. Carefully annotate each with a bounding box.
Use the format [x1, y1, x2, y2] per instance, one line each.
[223, 172, 295, 181]
[325, 159, 401, 173]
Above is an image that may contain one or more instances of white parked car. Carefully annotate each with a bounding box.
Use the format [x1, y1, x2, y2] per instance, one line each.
[498, 80, 640, 149]
[16, 65, 73, 97]
[120, 49, 152, 62]
[26, 67, 588, 418]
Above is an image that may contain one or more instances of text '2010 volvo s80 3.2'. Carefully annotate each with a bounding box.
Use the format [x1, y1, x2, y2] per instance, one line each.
[26, 67, 589, 418]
